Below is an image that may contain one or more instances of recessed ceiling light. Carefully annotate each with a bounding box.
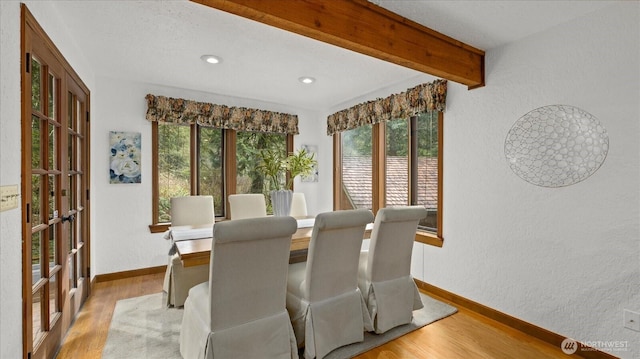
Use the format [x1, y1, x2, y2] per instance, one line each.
[298, 77, 316, 84]
[200, 55, 222, 64]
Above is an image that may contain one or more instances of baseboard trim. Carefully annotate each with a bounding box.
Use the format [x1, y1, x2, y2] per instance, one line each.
[94, 265, 167, 283]
[415, 280, 618, 359]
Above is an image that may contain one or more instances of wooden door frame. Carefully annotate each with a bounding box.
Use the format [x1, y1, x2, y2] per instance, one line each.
[21, 5, 91, 359]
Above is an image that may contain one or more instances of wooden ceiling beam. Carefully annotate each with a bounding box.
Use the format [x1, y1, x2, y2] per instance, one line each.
[191, 0, 485, 89]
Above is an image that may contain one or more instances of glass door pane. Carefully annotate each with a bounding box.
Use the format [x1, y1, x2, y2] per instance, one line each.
[31, 57, 42, 112]
[31, 231, 42, 286]
[48, 122, 57, 170]
[32, 288, 45, 345]
[31, 175, 43, 227]
[32, 116, 42, 168]
[48, 273, 59, 323]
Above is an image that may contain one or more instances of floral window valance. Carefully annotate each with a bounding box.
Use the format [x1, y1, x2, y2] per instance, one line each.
[326, 79, 447, 135]
[145, 94, 299, 135]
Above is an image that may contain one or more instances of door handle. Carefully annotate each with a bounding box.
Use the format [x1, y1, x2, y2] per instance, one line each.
[62, 214, 75, 223]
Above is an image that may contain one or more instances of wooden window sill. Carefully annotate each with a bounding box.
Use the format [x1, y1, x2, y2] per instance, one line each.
[149, 223, 170, 233]
[415, 231, 444, 247]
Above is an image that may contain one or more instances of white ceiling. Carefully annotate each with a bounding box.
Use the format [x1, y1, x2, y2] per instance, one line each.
[49, 0, 619, 112]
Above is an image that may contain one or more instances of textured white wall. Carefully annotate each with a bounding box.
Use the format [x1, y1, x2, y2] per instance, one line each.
[418, 3, 639, 358]
[0, 3, 25, 358]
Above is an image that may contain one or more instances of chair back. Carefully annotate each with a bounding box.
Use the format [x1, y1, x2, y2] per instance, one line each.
[170, 196, 214, 226]
[208, 216, 297, 331]
[228, 194, 267, 219]
[366, 206, 427, 283]
[289, 192, 308, 217]
[304, 209, 373, 301]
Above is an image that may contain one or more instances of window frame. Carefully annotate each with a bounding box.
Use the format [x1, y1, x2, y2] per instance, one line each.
[333, 111, 443, 247]
[149, 121, 293, 233]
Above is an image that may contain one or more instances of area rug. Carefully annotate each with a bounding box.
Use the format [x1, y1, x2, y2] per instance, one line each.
[102, 292, 457, 358]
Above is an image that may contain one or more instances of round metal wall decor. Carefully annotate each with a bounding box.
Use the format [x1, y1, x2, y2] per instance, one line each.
[504, 105, 608, 187]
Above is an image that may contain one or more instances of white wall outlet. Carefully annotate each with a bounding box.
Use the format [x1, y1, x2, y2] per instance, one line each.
[624, 309, 640, 331]
[0, 185, 20, 212]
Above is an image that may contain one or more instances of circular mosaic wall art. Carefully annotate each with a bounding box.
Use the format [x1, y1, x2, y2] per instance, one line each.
[504, 105, 608, 187]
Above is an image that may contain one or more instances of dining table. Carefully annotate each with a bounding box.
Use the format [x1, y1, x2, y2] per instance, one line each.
[174, 217, 372, 267]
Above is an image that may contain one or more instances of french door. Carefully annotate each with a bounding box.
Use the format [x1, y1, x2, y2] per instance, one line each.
[21, 6, 91, 359]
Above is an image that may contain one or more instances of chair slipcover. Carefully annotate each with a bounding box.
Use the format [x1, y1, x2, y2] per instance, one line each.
[287, 209, 374, 359]
[163, 196, 214, 307]
[289, 193, 308, 217]
[180, 216, 299, 359]
[358, 206, 427, 334]
[228, 193, 267, 219]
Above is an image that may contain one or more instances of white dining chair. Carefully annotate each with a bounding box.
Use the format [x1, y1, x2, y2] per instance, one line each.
[289, 192, 308, 217]
[358, 206, 427, 333]
[163, 195, 214, 307]
[180, 216, 299, 359]
[286, 209, 374, 359]
[228, 193, 268, 219]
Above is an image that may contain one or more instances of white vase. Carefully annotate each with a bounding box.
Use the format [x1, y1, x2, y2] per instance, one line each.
[270, 190, 293, 216]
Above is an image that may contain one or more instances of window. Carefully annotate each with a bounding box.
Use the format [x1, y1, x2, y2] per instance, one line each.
[339, 125, 372, 210]
[197, 126, 224, 213]
[151, 121, 292, 229]
[385, 112, 440, 231]
[157, 124, 193, 221]
[334, 111, 443, 245]
[414, 112, 440, 231]
[236, 131, 287, 194]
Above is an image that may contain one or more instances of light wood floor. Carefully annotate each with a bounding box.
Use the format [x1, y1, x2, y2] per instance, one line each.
[55, 272, 579, 359]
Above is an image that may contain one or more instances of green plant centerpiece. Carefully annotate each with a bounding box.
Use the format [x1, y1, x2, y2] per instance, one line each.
[258, 147, 316, 216]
